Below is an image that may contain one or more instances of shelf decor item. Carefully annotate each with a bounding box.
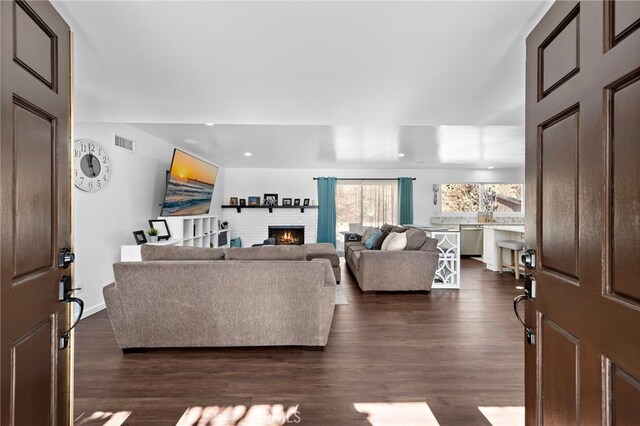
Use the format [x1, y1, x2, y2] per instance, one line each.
[248, 196, 260, 206]
[147, 228, 159, 243]
[294, 199, 301, 206]
[239, 198, 246, 206]
[282, 198, 292, 206]
[230, 197, 238, 205]
[148, 219, 171, 241]
[264, 193, 278, 206]
[132, 230, 147, 245]
[303, 198, 310, 206]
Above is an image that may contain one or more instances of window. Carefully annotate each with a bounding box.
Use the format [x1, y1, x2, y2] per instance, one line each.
[440, 183, 523, 214]
[336, 180, 398, 251]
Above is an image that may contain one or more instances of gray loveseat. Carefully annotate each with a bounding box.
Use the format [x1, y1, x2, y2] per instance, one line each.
[345, 226, 439, 292]
[104, 245, 336, 351]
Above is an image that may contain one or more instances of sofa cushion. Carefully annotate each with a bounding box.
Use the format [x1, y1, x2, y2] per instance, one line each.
[364, 229, 383, 249]
[420, 236, 438, 251]
[344, 241, 365, 251]
[225, 245, 308, 261]
[404, 229, 428, 251]
[386, 232, 408, 251]
[391, 226, 408, 233]
[141, 244, 225, 261]
[381, 232, 399, 250]
[380, 223, 394, 232]
[372, 230, 390, 250]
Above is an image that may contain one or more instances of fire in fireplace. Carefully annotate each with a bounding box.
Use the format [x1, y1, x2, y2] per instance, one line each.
[268, 226, 305, 245]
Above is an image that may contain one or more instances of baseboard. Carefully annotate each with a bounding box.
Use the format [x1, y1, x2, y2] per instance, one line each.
[82, 302, 106, 319]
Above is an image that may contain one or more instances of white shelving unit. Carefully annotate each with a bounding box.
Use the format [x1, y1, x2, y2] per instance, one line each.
[121, 214, 230, 261]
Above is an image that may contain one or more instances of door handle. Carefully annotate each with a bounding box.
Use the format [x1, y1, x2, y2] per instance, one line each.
[59, 275, 84, 349]
[514, 277, 536, 345]
[521, 249, 536, 269]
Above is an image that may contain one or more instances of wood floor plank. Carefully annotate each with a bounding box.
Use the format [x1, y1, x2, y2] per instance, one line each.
[74, 258, 525, 425]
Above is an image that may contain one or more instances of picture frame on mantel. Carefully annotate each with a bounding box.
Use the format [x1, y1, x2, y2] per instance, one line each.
[294, 199, 300, 207]
[282, 198, 292, 206]
[248, 196, 260, 206]
[264, 193, 278, 206]
[303, 198, 310, 206]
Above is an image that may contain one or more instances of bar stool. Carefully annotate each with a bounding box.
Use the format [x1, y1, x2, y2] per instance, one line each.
[497, 240, 526, 279]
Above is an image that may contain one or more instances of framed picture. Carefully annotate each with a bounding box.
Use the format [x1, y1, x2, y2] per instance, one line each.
[282, 198, 292, 206]
[294, 199, 300, 206]
[239, 198, 246, 206]
[230, 197, 238, 205]
[148, 219, 171, 240]
[303, 198, 310, 206]
[132, 230, 147, 245]
[264, 193, 278, 206]
[248, 196, 260, 206]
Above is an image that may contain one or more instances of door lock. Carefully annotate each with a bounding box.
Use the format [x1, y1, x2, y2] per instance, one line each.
[514, 275, 536, 345]
[58, 275, 84, 349]
[58, 248, 75, 269]
[521, 249, 536, 269]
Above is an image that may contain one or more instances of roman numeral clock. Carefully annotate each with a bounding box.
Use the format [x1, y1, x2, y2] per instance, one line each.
[74, 139, 112, 192]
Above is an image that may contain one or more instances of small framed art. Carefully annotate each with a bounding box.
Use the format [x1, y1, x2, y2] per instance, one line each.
[148, 219, 171, 241]
[132, 230, 147, 245]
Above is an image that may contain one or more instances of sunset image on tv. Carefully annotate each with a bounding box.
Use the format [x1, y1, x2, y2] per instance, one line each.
[161, 150, 218, 216]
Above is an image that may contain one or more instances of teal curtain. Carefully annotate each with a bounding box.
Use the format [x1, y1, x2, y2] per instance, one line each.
[316, 177, 337, 246]
[398, 177, 414, 225]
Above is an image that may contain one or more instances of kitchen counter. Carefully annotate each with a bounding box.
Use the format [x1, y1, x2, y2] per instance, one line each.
[483, 225, 525, 233]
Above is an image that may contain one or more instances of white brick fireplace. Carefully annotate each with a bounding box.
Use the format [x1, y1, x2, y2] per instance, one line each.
[222, 208, 318, 247]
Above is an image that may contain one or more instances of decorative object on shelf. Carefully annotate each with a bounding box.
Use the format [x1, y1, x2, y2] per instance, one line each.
[132, 230, 147, 245]
[230, 197, 238, 205]
[294, 199, 301, 206]
[282, 198, 292, 206]
[248, 196, 260, 206]
[433, 184, 440, 205]
[264, 193, 278, 206]
[303, 198, 310, 206]
[221, 221, 229, 229]
[147, 228, 159, 243]
[148, 219, 171, 241]
[74, 138, 112, 192]
[239, 198, 246, 206]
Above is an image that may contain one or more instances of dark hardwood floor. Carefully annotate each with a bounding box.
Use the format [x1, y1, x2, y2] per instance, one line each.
[74, 259, 525, 425]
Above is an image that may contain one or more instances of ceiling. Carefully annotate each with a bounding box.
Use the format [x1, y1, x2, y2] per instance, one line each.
[53, 1, 552, 169]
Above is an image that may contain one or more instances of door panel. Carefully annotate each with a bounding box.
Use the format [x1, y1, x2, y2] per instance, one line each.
[540, 108, 579, 279]
[1, 0, 71, 424]
[525, 1, 640, 424]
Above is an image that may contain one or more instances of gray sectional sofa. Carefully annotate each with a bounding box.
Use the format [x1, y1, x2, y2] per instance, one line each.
[104, 245, 336, 351]
[345, 226, 439, 292]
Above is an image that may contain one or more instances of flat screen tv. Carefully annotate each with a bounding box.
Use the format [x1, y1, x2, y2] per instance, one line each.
[160, 149, 218, 216]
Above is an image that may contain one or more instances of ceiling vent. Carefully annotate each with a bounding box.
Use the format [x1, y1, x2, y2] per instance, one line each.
[114, 134, 135, 153]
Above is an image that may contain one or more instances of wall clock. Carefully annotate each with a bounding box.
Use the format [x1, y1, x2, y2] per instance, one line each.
[74, 139, 112, 192]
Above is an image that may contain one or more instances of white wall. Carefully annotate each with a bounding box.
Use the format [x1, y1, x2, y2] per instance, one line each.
[222, 167, 524, 224]
[73, 122, 225, 317]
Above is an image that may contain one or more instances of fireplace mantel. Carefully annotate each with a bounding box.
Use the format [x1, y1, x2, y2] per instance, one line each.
[222, 205, 318, 214]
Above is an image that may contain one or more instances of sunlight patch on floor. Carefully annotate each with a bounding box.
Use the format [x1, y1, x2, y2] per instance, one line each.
[478, 406, 525, 426]
[176, 404, 300, 426]
[353, 402, 440, 426]
[75, 411, 131, 425]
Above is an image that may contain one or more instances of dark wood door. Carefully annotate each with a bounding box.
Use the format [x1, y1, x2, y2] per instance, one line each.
[524, 0, 640, 424]
[1, 0, 72, 424]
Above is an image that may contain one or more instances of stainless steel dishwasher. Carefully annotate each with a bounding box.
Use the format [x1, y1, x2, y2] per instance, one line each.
[460, 225, 484, 256]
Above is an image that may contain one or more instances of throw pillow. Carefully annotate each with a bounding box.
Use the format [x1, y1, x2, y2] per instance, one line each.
[344, 232, 362, 241]
[364, 229, 383, 249]
[380, 223, 394, 232]
[372, 230, 390, 250]
[381, 232, 399, 250]
[404, 229, 428, 251]
[391, 226, 408, 233]
[361, 227, 375, 243]
[141, 245, 225, 261]
[386, 232, 408, 251]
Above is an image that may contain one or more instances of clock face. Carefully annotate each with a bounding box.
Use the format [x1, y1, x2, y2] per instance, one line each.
[74, 139, 112, 192]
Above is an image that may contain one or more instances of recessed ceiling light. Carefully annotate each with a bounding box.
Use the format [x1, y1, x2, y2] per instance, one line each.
[204, 123, 215, 126]
[184, 139, 198, 144]
[244, 152, 252, 157]
[398, 153, 405, 157]
[488, 166, 495, 169]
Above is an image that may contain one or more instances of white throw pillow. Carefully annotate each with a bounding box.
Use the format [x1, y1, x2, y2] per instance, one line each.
[386, 232, 407, 251]
[381, 232, 399, 251]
